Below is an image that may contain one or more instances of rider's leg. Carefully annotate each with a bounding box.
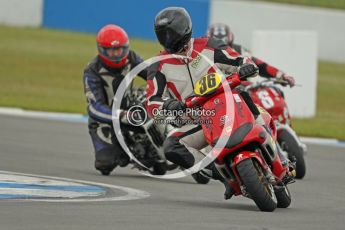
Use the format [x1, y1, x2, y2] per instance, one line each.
[89, 121, 129, 175]
[163, 124, 203, 169]
[164, 124, 234, 199]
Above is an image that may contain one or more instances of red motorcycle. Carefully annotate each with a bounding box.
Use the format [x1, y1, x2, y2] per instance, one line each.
[244, 79, 307, 179]
[185, 72, 293, 212]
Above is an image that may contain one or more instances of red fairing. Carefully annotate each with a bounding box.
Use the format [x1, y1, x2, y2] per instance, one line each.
[201, 92, 254, 149]
[231, 151, 267, 174]
[211, 124, 267, 165]
[199, 90, 269, 164]
[271, 153, 287, 181]
[249, 86, 290, 125]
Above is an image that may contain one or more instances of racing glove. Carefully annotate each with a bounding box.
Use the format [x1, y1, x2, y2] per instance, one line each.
[162, 99, 186, 112]
[281, 74, 295, 87]
[239, 63, 259, 80]
[162, 99, 187, 128]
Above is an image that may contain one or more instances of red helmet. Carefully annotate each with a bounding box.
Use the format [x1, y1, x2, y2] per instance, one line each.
[96, 24, 129, 68]
[207, 23, 234, 46]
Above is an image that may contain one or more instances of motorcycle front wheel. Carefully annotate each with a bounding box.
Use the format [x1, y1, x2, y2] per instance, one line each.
[237, 158, 277, 212]
[275, 183, 292, 208]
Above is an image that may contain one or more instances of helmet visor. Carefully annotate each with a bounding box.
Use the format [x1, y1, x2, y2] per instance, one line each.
[156, 28, 191, 54]
[98, 44, 129, 62]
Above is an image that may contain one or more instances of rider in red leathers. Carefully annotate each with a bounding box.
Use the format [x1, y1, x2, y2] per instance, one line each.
[207, 23, 295, 87]
[147, 7, 261, 199]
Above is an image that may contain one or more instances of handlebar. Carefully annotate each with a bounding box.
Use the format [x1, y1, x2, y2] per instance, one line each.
[244, 78, 289, 92]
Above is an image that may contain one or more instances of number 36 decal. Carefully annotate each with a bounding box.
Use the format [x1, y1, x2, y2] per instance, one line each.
[194, 73, 222, 96]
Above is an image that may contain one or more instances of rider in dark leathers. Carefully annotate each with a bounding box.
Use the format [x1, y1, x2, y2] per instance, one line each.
[83, 24, 147, 175]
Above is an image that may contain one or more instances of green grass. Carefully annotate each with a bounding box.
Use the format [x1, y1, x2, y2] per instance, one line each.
[0, 26, 160, 113]
[0, 26, 344, 139]
[256, 0, 345, 10]
[293, 61, 345, 140]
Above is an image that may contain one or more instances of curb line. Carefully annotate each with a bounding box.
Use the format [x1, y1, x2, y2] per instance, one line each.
[0, 107, 344, 148]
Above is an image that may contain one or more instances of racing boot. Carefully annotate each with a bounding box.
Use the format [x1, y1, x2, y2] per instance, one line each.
[116, 152, 130, 168]
[95, 149, 117, 176]
[191, 170, 210, 184]
[194, 163, 234, 200]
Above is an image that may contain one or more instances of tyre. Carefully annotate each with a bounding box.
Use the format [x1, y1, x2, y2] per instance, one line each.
[101, 170, 111, 176]
[275, 184, 292, 208]
[278, 130, 306, 179]
[237, 158, 277, 212]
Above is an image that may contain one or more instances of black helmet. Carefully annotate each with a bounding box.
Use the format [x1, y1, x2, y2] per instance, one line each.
[207, 23, 234, 46]
[154, 7, 192, 54]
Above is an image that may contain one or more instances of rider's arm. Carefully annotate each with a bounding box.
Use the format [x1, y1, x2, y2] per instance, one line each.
[251, 56, 295, 86]
[233, 43, 283, 79]
[214, 45, 245, 67]
[146, 62, 168, 117]
[129, 50, 148, 80]
[251, 56, 285, 79]
[233, 44, 294, 86]
[83, 70, 113, 124]
[208, 38, 258, 77]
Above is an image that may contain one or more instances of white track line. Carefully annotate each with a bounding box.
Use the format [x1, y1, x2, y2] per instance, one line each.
[0, 107, 87, 123]
[0, 171, 150, 202]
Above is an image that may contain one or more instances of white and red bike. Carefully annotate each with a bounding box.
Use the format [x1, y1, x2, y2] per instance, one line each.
[244, 79, 307, 179]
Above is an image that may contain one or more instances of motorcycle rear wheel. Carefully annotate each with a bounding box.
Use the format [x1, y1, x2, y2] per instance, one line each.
[278, 130, 306, 179]
[237, 158, 277, 212]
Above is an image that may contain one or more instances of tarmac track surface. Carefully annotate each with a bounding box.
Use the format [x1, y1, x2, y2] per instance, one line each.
[0, 115, 344, 230]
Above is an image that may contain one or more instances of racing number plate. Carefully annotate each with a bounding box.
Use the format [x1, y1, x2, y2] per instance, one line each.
[194, 73, 222, 96]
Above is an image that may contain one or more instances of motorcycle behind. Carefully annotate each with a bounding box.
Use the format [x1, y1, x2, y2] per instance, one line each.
[113, 86, 177, 176]
[244, 79, 307, 179]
